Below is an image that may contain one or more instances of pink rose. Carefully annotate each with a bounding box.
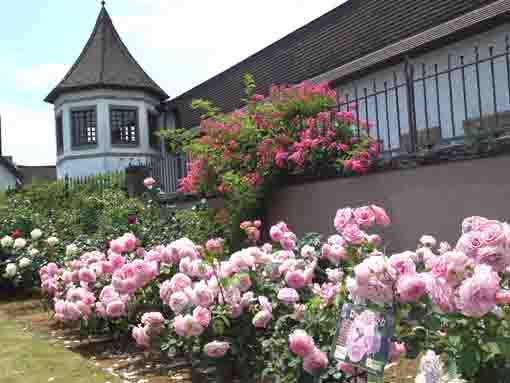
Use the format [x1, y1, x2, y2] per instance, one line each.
[169, 273, 192, 292]
[193, 283, 214, 307]
[78, 268, 96, 284]
[193, 306, 211, 328]
[396, 274, 426, 303]
[303, 348, 329, 375]
[371, 204, 391, 226]
[342, 224, 364, 244]
[496, 290, 510, 305]
[289, 329, 315, 357]
[347, 341, 367, 363]
[462, 216, 489, 233]
[334, 208, 354, 233]
[457, 264, 500, 318]
[480, 221, 506, 247]
[169, 291, 190, 313]
[110, 239, 124, 254]
[237, 273, 252, 292]
[425, 275, 456, 313]
[106, 300, 125, 318]
[285, 270, 307, 289]
[277, 288, 300, 305]
[143, 177, 156, 189]
[206, 238, 224, 254]
[132, 325, 151, 348]
[387, 252, 416, 278]
[456, 231, 484, 258]
[353, 206, 376, 227]
[252, 310, 272, 328]
[280, 232, 297, 251]
[173, 315, 204, 337]
[204, 341, 230, 358]
[326, 268, 343, 283]
[292, 304, 306, 322]
[141, 312, 165, 333]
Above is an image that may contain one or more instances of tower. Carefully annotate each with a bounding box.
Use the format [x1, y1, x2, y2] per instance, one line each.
[45, 2, 168, 178]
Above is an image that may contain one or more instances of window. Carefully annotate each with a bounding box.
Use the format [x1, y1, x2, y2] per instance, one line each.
[71, 108, 97, 147]
[148, 112, 160, 149]
[110, 107, 138, 145]
[56, 114, 64, 154]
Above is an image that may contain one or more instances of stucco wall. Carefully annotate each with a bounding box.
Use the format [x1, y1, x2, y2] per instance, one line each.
[266, 155, 510, 252]
[54, 89, 160, 178]
[0, 165, 17, 191]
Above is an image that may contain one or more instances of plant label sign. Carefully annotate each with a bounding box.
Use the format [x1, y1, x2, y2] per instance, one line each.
[333, 303, 395, 376]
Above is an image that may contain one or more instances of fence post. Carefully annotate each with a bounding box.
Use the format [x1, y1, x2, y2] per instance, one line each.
[404, 57, 418, 153]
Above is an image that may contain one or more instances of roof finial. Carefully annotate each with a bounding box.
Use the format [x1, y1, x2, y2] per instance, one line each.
[101, 0, 106, 7]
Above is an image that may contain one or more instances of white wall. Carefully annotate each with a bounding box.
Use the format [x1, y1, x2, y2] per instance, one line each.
[54, 89, 161, 178]
[0, 165, 17, 191]
[327, 23, 510, 153]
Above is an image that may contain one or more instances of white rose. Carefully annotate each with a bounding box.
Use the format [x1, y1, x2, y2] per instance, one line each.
[30, 248, 40, 256]
[19, 257, 31, 269]
[5, 263, 17, 278]
[1, 236, 14, 248]
[13, 238, 27, 249]
[300, 245, 316, 259]
[47, 237, 59, 246]
[66, 244, 79, 257]
[30, 229, 43, 240]
[419, 235, 437, 248]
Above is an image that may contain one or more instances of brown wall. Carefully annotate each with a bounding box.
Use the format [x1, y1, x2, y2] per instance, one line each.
[266, 155, 510, 252]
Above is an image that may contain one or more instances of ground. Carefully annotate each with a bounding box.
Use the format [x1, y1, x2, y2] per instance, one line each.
[0, 294, 418, 383]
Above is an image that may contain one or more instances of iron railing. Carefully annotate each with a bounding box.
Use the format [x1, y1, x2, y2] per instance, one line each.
[336, 37, 510, 156]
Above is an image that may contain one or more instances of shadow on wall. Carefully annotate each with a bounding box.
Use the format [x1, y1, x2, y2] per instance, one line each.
[266, 155, 510, 252]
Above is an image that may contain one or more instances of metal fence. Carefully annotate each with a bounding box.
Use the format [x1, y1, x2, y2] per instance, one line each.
[147, 153, 188, 193]
[60, 171, 126, 192]
[336, 37, 510, 156]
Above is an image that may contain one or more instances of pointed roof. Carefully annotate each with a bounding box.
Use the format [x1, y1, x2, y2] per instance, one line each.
[45, 4, 168, 103]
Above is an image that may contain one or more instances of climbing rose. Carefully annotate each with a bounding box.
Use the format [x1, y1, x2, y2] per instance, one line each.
[371, 204, 391, 226]
[174, 315, 204, 337]
[303, 348, 329, 376]
[277, 288, 300, 305]
[457, 264, 500, 317]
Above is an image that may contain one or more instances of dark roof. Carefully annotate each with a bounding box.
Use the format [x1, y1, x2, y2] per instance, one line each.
[17, 165, 56, 185]
[164, 0, 502, 129]
[45, 5, 168, 103]
[0, 157, 22, 183]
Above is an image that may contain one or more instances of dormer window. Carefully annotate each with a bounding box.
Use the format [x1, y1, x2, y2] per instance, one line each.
[56, 114, 64, 154]
[71, 107, 97, 148]
[110, 107, 139, 145]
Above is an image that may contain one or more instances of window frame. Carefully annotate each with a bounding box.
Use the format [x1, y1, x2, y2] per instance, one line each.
[55, 113, 64, 155]
[109, 105, 140, 147]
[148, 110, 160, 150]
[70, 106, 98, 149]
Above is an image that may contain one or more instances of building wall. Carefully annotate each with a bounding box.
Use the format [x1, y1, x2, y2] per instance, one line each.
[54, 89, 161, 178]
[266, 155, 510, 252]
[329, 23, 510, 152]
[0, 165, 17, 191]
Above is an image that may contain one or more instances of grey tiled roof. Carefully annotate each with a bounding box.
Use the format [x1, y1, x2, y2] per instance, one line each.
[45, 6, 168, 103]
[164, 0, 502, 129]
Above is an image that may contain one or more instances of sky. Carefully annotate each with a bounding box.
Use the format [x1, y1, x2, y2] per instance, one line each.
[0, 0, 346, 166]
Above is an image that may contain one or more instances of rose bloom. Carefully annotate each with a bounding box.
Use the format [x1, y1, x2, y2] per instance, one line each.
[278, 287, 300, 305]
[462, 216, 489, 234]
[285, 270, 307, 289]
[300, 245, 316, 259]
[141, 312, 165, 333]
[334, 208, 354, 233]
[47, 236, 59, 246]
[336, 362, 355, 375]
[132, 325, 151, 348]
[169, 291, 190, 313]
[18, 257, 31, 269]
[342, 224, 364, 244]
[252, 310, 272, 328]
[106, 300, 125, 318]
[66, 244, 79, 257]
[193, 283, 214, 307]
[396, 274, 426, 303]
[419, 235, 437, 248]
[143, 177, 156, 189]
[30, 229, 43, 240]
[174, 315, 204, 337]
[192, 306, 211, 328]
[1, 236, 13, 248]
[5, 263, 17, 278]
[289, 329, 315, 357]
[457, 264, 500, 318]
[13, 238, 27, 249]
[389, 342, 407, 363]
[303, 348, 329, 376]
[480, 220, 506, 247]
[353, 206, 376, 227]
[371, 204, 391, 226]
[203, 341, 230, 358]
[206, 238, 224, 254]
[169, 273, 192, 292]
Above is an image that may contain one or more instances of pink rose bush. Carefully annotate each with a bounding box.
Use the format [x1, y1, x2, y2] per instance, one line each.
[37, 206, 510, 382]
